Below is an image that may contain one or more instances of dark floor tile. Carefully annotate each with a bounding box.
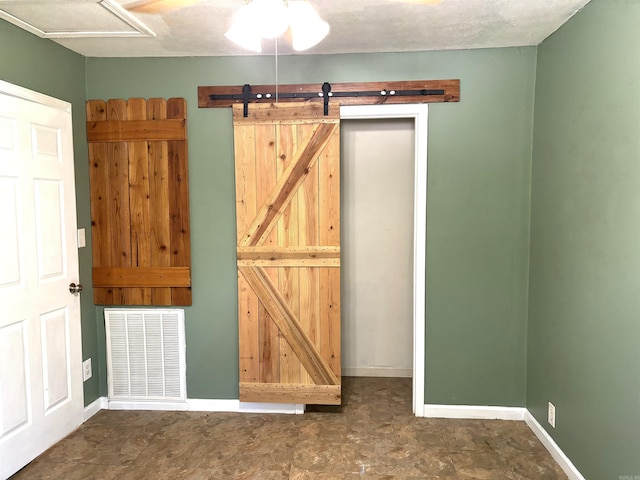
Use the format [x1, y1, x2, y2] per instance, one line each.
[35, 434, 148, 466]
[9, 377, 568, 480]
[9, 461, 126, 480]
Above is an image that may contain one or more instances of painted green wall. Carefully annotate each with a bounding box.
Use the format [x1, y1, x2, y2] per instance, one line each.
[87, 47, 536, 405]
[528, 0, 640, 478]
[0, 20, 100, 405]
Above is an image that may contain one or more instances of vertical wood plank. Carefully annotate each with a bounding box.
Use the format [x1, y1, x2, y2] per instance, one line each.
[296, 124, 319, 385]
[235, 122, 259, 383]
[277, 122, 301, 384]
[318, 126, 341, 378]
[147, 98, 172, 305]
[106, 99, 131, 304]
[167, 98, 192, 305]
[87, 100, 113, 304]
[127, 98, 152, 305]
[255, 124, 280, 383]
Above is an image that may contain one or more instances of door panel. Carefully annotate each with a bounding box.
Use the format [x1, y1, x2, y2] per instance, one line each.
[41, 307, 71, 411]
[0, 320, 30, 436]
[0, 85, 83, 479]
[34, 179, 65, 280]
[0, 177, 21, 286]
[234, 102, 341, 405]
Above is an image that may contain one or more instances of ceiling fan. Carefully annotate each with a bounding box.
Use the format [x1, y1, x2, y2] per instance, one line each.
[125, 0, 442, 14]
[125, 0, 201, 13]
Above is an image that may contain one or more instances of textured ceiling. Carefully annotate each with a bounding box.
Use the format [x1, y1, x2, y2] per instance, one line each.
[0, 0, 591, 57]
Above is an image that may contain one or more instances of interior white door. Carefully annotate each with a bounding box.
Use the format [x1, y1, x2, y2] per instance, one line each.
[0, 82, 83, 479]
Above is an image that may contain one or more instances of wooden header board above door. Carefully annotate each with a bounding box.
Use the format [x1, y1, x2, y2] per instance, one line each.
[86, 98, 192, 306]
[198, 80, 460, 109]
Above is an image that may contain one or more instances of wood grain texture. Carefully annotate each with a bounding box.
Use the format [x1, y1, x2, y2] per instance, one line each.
[297, 123, 319, 385]
[237, 121, 339, 247]
[199, 80, 460, 108]
[147, 98, 172, 304]
[92, 267, 191, 287]
[237, 246, 340, 267]
[239, 266, 338, 386]
[127, 98, 152, 304]
[255, 124, 280, 384]
[239, 383, 341, 405]
[318, 121, 341, 378]
[107, 99, 131, 304]
[234, 121, 259, 382]
[86, 97, 191, 306]
[233, 103, 341, 404]
[87, 119, 186, 142]
[167, 98, 192, 305]
[232, 103, 339, 125]
[277, 121, 301, 385]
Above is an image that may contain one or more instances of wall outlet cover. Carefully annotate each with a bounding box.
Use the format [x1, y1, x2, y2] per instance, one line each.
[548, 402, 556, 428]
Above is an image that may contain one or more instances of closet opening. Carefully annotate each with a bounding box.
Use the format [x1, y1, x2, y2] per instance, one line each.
[340, 104, 428, 416]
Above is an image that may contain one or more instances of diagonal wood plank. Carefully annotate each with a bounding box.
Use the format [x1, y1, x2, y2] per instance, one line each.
[238, 265, 339, 386]
[238, 122, 338, 248]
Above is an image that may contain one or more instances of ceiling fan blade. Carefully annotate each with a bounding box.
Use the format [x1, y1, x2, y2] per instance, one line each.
[125, 0, 201, 14]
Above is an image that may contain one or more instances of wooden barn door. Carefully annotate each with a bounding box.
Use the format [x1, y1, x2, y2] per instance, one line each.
[233, 102, 341, 405]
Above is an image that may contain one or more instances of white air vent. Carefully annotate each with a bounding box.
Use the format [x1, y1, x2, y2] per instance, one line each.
[105, 309, 186, 402]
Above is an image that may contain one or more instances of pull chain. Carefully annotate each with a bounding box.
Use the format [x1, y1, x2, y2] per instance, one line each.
[275, 36, 279, 103]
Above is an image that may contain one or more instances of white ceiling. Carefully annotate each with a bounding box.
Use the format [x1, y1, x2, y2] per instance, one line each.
[0, 0, 591, 57]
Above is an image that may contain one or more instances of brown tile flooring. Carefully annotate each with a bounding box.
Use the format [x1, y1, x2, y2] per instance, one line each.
[11, 377, 567, 479]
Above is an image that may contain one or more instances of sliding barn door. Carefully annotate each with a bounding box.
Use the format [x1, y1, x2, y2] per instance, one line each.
[233, 102, 341, 405]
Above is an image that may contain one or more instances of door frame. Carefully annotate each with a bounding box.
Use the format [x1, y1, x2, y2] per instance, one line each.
[340, 104, 428, 417]
[0, 79, 71, 114]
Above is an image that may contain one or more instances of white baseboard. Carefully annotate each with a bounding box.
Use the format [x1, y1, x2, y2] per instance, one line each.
[525, 411, 586, 480]
[188, 399, 304, 414]
[108, 400, 188, 411]
[84, 398, 305, 415]
[423, 404, 526, 421]
[419, 405, 585, 480]
[343, 367, 412, 378]
[83, 396, 108, 421]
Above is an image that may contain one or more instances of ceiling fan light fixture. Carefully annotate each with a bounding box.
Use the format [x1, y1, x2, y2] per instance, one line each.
[288, 0, 329, 51]
[251, 0, 290, 39]
[225, 0, 328, 52]
[224, 4, 263, 52]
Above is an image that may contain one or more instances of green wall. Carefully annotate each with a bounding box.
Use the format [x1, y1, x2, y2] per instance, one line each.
[86, 47, 536, 405]
[0, 20, 100, 405]
[528, 0, 640, 478]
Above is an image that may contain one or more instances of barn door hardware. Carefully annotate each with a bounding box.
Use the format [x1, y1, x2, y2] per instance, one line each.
[198, 80, 460, 110]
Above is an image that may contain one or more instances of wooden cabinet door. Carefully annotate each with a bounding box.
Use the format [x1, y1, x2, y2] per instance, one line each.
[233, 102, 341, 405]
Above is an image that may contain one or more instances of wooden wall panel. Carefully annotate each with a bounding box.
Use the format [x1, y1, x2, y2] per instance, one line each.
[86, 97, 191, 306]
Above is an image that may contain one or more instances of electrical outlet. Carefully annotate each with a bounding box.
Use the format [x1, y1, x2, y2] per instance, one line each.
[548, 402, 556, 428]
[83, 358, 92, 382]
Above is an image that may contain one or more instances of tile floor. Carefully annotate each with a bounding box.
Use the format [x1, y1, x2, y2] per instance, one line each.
[11, 377, 568, 479]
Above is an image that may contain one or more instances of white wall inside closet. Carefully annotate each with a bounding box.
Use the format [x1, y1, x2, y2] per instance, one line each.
[341, 118, 415, 377]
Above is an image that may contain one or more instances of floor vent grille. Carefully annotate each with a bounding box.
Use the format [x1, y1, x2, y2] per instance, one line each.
[105, 309, 186, 402]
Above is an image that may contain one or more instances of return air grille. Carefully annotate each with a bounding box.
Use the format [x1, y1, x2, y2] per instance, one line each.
[105, 309, 186, 401]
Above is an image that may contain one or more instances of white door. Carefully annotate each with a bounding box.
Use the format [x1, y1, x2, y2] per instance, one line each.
[0, 81, 83, 479]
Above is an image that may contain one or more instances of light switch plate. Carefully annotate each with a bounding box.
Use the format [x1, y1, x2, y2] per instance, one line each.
[77, 228, 86, 248]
